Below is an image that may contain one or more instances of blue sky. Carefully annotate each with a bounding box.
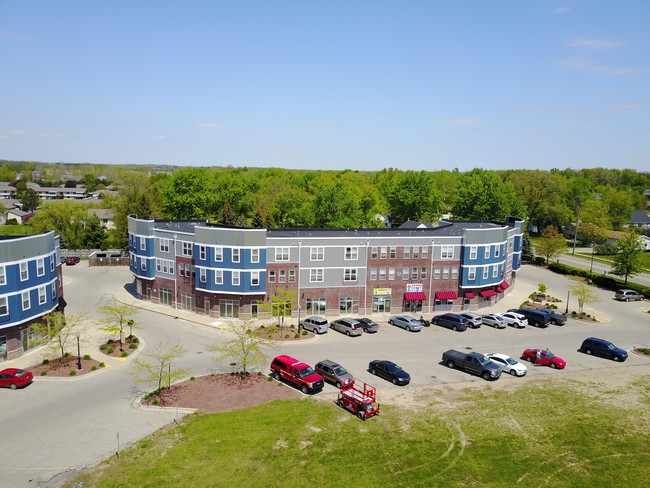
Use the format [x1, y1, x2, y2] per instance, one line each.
[1, 1, 648, 171]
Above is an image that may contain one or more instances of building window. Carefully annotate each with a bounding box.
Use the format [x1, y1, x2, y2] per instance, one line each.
[412, 247, 419, 259]
[232, 271, 240, 286]
[141, 260, 147, 271]
[0, 266, 5, 286]
[421, 267, 427, 279]
[379, 268, 386, 280]
[279, 269, 286, 283]
[39, 286, 46, 305]
[452, 268, 458, 280]
[251, 249, 259, 263]
[160, 238, 170, 253]
[215, 269, 223, 285]
[411, 267, 418, 280]
[403, 267, 409, 280]
[470, 246, 477, 259]
[22, 290, 30, 310]
[232, 248, 240, 263]
[345, 247, 358, 260]
[388, 268, 395, 280]
[20, 262, 28, 281]
[344, 268, 358, 282]
[140, 238, 146, 251]
[251, 271, 259, 286]
[443, 267, 450, 279]
[422, 246, 428, 259]
[434, 267, 441, 279]
[380, 247, 387, 259]
[268, 270, 276, 283]
[370, 268, 377, 280]
[50, 254, 55, 272]
[200, 245, 206, 260]
[389, 247, 396, 259]
[215, 246, 223, 262]
[37, 258, 45, 276]
[404, 246, 410, 259]
[310, 269, 324, 282]
[310, 247, 324, 261]
[0, 296, 7, 315]
[483, 267, 489, 279]
[199, 268, 206, 283]
[494, 245, 500, 258]
[276, 247, 289, 261]
[493, 265, 499, 277]
[289, 269, 296, 283]
[468, 267, 476, 280]
[441, 246, 454, 259]
[484, 246, 490, 259]
[52, 282, 57, 299]
[371, 247, 378, 259]
[182, 242, 192, 256]
[156, 259, 161, 272]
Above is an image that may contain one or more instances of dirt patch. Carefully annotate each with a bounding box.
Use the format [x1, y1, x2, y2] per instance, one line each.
[140, 374, 302, 413]
[255, 325, 314, 342]
[26, 356, 103, 377]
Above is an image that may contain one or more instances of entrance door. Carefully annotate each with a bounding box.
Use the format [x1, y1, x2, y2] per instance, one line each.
[204, 297, 211, 316]
[159, 288, 172, 306]
[372, 297, 391, 313]
[181, 293, 195, 311]
[251, 301, 258, 318]
[146, 285, 152, 301]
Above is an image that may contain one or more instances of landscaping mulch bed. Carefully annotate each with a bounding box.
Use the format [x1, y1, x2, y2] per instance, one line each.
[140, 374, 302, 413]
[27, 356, 104, 377]
[255, 325, 314, 341]
[99, 335, 141, 358]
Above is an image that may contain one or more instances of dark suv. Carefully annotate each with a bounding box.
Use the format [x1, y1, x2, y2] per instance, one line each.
[579, 337, 628, 362]
[509, 308, 551, 328]
[431, 313, 468, 332]
[539, 309, 567, 325]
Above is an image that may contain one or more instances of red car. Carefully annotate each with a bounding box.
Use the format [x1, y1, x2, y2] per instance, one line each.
[521, 349, 566, 369]
[65, 256, 81, 265]
[0, 368, 34, 389]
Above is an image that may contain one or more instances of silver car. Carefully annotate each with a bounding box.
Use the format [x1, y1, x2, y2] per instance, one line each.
[315, 359, 355, 388]
[330, 318, 363, 336]
[460, 312, 483, 328]
[300, 316, 329, 334]
[482, 313, 507, 329]
[388, 315, 423, 332]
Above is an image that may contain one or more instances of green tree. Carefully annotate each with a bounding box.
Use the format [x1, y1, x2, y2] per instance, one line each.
[206, 320, 274, 375]
[131, 341, 190, 400]
[569, 280, 599, 315]
[610, 231, 645, 284]
[28, 201, 89, 249]
[452, 170, 524, 221]
[579, 199, 610, 244]
[31, 311, 88, 363]
[259, 287, 297, 328]
[81, 214, 107, 249]
[162, 167, 216, 219]
[20, 188, 40, 212]
[384, 171, 442, 225]
[535, 225, 566, 264]
[98, 298, 139, 351]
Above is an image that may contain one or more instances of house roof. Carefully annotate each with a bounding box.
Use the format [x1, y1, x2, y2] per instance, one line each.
[627, 210, 650, 225]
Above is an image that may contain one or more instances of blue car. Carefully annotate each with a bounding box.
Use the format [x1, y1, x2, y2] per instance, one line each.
[388, 315, 423, 332]
[369, 360, 411, 385]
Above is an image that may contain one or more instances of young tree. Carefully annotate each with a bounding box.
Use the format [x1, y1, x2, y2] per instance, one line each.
[207, 320, 275, 375]
[98, 298, 139, 351]
[131, 341, 189, 400]
[610, 231, 645, 284]
[535, 225, 566, 264]
[569, 281, 599, 315]
[31, 311, 88, 363]
[259, 287, 297, 327]
[20, 188, 40, 212]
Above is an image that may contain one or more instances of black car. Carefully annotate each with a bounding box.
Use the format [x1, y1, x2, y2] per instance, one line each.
[539, 309, 567, 325]
[368, 360, 410, 386]
[356, 317, 379, 333]
[579, 337, 628, 362]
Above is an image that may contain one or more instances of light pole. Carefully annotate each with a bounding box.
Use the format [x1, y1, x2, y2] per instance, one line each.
[565, 290, 570, 315]
[589, 242, 596, 276]
[76, 332, 82, 371]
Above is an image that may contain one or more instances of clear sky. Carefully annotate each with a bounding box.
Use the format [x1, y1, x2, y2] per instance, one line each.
[1, 1, 648, 172]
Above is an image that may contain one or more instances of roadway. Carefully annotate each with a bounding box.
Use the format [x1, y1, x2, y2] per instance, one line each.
[557, 247, 650, 288]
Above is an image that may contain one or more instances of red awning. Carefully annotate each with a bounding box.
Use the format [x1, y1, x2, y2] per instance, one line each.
[404, 291, 426, 301]
[479, 289, 496, 298]
[500, 280, 510, 290]
[464, 292, 475, 299]
[435, 291, 458, 301]
[496, 286, 503, 293]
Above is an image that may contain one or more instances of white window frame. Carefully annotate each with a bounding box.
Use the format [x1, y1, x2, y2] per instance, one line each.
[0, 296, 7, 315]
[37, 258, 45, 277]
[443, 267, 450, 279]
[160, 238, 170, 253]
[452, 267, 458, 279]
[268, 270, 276, 283]
[20, 262, 28, 281]
[232, 248, 240, 263]
[403, 267, 409, 280]
[483, 267, 489, 279]
[38, 286, 47, 305]
[215, 246, 223, 262]
[140, 238, 146, 251]
[441, 246, 454, 259]
[215, 269, 223, 285]
[279, 269, 286, 283]
[251, 249, 259, 263]
[389, 247, 396, 259]
[412, 246, 419, 259]
[371, 247, 378, 259]
[404, 246, 410, 259]
[310, 268, 324, 282]
[251, 271, 260, 286]
[421, 267, 427, 279]
[411, 267, 418, 280]
[494, 244, 500, 258]
[388, 267, 395, 281]
[493, 265, 499, 278]
[484, 246, 490, 259]
[141, 260, 147, 271]
[379, 268, 386, 280]
[422, 246, 428, 259]
[200, 245, 206, 260]
[470, 246, 477, 260]
[275, 247, 289, 261]
[182, 241, 193, 257]
[370, 268, 377, 280]
[199, 268, 206, 283]
[232, 270, 240, 286]
[468, 267, 476, 280]
[434, 267, 441, 279]
[380, 247, 387, 259]
[345, 247, 358, 260]
[50, 254, 55, 272]
[52, 282, 57, 299]
[22, 290, 30, 310]
[344, 268, 358, 282]
[288, 269, 296, 283]
[0, 266, 5, 286]
[310, 247, 324, 261]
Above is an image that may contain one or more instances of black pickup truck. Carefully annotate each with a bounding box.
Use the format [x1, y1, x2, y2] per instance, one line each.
[442, 349, 502, 381]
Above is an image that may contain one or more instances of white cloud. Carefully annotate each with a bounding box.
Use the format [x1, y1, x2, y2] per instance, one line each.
[0, 129, 28, 139]
[441, 118, 483, 126]
[196, 122, 223, 129]
[569, 38, 624, 50]
[559, 58, 648, 75]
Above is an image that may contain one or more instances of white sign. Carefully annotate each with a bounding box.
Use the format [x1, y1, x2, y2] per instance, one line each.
[406, 283, 423, 293]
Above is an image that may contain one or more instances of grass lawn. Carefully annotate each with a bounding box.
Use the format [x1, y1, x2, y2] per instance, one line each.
[66, 377, 650, 487]
[572, 251, 650, 272]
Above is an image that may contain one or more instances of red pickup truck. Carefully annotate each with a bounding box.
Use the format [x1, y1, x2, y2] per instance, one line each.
[270, 355, 324, 394]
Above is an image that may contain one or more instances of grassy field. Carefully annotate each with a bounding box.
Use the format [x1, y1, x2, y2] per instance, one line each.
[573, 251, 650, 272]
[66, 376, 650, 488]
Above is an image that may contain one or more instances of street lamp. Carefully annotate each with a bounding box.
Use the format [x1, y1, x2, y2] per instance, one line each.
[565, 290, 570, 315]
[76, 332, 82, 371]
[589, 242, 596, 276]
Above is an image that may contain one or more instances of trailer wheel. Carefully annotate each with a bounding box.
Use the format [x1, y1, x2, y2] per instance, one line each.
[447, 360, 455, 369]
[339, 399, 345, 408]
[357, 411, 365, 420]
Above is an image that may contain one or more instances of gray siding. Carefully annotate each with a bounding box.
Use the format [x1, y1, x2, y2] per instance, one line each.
[0, 232, 56, 262]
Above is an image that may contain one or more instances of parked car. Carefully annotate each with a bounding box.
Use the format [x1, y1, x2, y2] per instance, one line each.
[270, 355, 324, 394]
[442, 350, 502, 381]
[520, 349, 566, 369]
[65, 256, 80, 266]
[368, 360, 411, 385]
[388, 315, 423, 332]
[315, 359, 355, 388]
[614, 289, 644, 302]
[482, 313, 507, 329]
[510, 308, 551, 328]
[579, 337, 628, 362]
[459, 312, 482, 328]
[501, 312, 527, 328]
[299, 316, 329, 334]
[356, 317, 379, 333]
[330, 318, 363, 337]
[538, 308, 567, 325]
[431, 313, 468, 332]
[0, 368, 34, 389]
[485, 353, 528, 377]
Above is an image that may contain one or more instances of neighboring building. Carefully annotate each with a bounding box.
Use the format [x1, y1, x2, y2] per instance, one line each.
[0, 232, 64, 361]
[5, 208, 33, 224]
[89, 208, 116, 230]
[626, 210, 650, 230]
[638, 235, 650, 251]
[0, 182, 89, 201]
[128, 215, 524, 319]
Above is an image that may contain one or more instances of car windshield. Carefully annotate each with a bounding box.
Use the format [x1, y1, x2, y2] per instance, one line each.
[299, 367, 315, 377]
[506, 357, 517, 365]
[543, 351, 555, 358]
[387, 363, 402, 372]
[332, 366, 348, 375]
[14, 370, 27, 377]
[364, 319, 377, 325]
[479, 356, 491, 366]
[494, 314, 504, 320]
[607, 343, 616, 350]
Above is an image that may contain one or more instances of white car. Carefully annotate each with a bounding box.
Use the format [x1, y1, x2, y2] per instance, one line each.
[501, 312, 528, 328]
[486, 353, 528, 377]
[482, 313, 507, 329]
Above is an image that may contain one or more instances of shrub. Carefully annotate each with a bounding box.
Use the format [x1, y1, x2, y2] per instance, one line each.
[637, 347, 650, 356]
[284, 334, 290, 338]
[91, 366, 97, 371]
[107, 348, 114, 354]
[64, 352, 71, 358]
[257, 371, 263, 376]
[40, 371, 47, 376]
[230, 371, 236, 376]
[294, 333, 300, 338]
[129, 343, 137, 349]
[152, 399, 159, 406]
[42, 358, 50, 365]
[132, 337, 139, 343]
[100, 344, 108, 351]
[121, 352, 128, 358]
[267, 376, 273, 381]
[107, 339, 114, 344]
[190, 376, 195, 381]
[99, 362, 106, 368]
[83, 354, 91, 360]
[290, 324, 295, 329]
[301, 330, 308, 336]
[69, 370, 77, 376]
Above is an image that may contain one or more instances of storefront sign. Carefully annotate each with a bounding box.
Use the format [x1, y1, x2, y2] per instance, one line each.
[406, 283, 423, 293]
[372, 287, 392, 296]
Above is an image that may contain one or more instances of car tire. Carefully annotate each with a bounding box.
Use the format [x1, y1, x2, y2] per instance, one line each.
[525, 356, 533, 363]
[586, 349, 592, 355]
[613, 355, 621, 362]
[510, 369, 518, 377]
[371, 368, 377, 376]
[406, 326, 411, 332]
[10, 383, 17, 390]
[482, 372, 491, 381]
[626, 297, 630, 302]
[389, 320, 394, 325]
[301, 385, 309, 394]
[433, 320, 438, 325]
[346, 331, 350, 336]
[392, 378, 398, 385]
[336, 381, 341, 389]
[452, 325, 458, 331]
[273, 371, 281, 381]
[447, 360, 455, 369]
[550, 363, 557, 369]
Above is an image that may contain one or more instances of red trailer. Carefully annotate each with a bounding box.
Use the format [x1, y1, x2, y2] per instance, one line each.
[337, 381, 380, 420]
